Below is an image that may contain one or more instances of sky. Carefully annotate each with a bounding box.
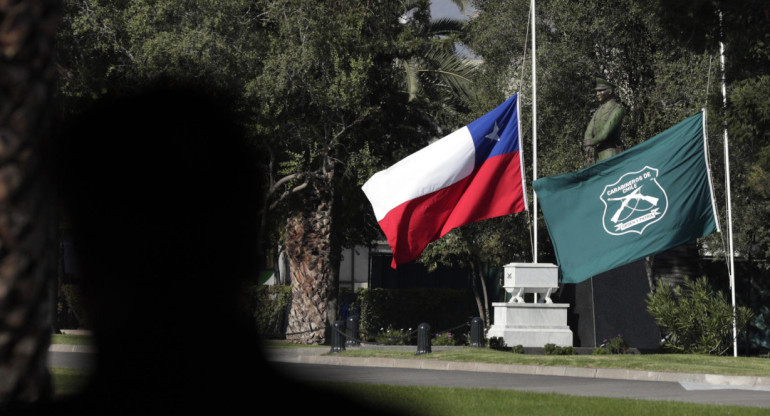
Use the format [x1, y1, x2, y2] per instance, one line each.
[430, 0, 476, 20]
[429, 0, 479, 59]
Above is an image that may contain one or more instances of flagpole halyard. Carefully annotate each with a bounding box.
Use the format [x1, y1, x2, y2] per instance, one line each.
[517, 94, 527, 211]
[531, 0, 538, 263]
[701, 108, 721, 233]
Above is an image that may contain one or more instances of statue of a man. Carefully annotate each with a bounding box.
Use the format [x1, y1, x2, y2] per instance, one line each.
[583, 78, 624, 164]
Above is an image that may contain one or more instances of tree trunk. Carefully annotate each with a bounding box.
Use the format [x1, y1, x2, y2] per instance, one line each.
[326, 186, 342, 334]
[0, 0, 59, 407]
[645, 255, 655, 293]
[469, 261, 487, 327]
[285, 193, 333, 344]
[477, 261, 490, 328]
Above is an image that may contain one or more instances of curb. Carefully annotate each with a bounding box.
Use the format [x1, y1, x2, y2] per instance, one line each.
[267, 350, 770, 389]
[49, 344, 98, 353]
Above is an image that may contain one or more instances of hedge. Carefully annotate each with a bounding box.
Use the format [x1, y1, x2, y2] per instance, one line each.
[242, 284, 292, 339]
[353, 287, 477, 340]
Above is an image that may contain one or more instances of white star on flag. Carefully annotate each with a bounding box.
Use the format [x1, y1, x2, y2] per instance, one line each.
[485, 122, 500, 141]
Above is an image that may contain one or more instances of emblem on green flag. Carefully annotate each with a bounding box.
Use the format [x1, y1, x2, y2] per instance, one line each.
[601, 166, 668, 235]
[533, 111, 719, 284]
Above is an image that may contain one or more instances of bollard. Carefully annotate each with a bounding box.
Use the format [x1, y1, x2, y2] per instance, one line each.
[470, 317, 485, 347]
[330, 320, 346, 353]
[416, 322, 431, 355]
[345, 315, 360, 347]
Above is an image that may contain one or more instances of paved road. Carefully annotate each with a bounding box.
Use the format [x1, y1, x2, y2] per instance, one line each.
[47, 351, 96, 370]
[272, 362, 770, 409]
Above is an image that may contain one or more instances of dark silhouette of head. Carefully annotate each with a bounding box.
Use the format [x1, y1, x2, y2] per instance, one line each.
[54, 81, 266, 412]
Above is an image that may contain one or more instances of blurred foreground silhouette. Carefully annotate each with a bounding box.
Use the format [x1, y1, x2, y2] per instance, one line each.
[7, 83, 402, 415]
[51, 83, 268, 413]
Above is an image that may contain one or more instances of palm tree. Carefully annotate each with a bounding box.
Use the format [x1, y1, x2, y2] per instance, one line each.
[394, 0, 477, 108]
[0, 0, 59, 408]
[280, 0, 478, 345]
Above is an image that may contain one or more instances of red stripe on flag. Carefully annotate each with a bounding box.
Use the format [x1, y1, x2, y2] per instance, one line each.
[378, 152, 524, 268]
[442, 151, 525, 234]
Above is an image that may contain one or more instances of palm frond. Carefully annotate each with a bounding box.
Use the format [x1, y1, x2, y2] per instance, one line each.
[420, 45, 477, 101]
[423, 17, 465, 36]
[393, 57, 422, 101]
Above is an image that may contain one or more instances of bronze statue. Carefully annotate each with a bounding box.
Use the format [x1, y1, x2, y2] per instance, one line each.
[584, 78, 624, 164]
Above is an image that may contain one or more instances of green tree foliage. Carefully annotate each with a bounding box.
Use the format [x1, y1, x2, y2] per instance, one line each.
[248, 1, 477, 341]
[646, 276, 753, 355]
[642, 1, 770, 271]
[461, 0, 719, 266]
[56, 0, 263, 101]
[420, 215, 532, 326]
[467, 0, 715, 178]
[250, 0, 478, 248]
[241, 285, 292, 339]
[465, 0, 769, 275]
[722, 76, 770, 260]
[459, 1, 770, 354]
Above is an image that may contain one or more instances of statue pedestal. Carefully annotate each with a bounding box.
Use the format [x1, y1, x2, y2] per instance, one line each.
[488, 263, 573, 347]
[487, 302, 573, 347]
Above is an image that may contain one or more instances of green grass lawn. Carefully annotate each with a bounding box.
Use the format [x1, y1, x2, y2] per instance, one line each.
[50, 368, 93, 398]
[330, 347, 770, 377]
[49, 368, 766, 415]
[317, 382, 768, 416]
[51, 334, 96, 345]
[49, 367, 767, 415]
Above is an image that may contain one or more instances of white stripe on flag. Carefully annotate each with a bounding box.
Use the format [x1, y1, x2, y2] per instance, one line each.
[362, 127, 475, 221]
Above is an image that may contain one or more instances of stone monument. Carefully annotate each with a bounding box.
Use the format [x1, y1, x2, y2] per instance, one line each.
[487, 263, 573, 347]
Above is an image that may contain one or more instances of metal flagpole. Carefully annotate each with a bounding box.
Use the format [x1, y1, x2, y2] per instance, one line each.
[718, 10, 738, 358]
[531, 0, 538, 263]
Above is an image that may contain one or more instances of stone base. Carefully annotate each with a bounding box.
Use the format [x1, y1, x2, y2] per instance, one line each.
[487, 302, 573, 347]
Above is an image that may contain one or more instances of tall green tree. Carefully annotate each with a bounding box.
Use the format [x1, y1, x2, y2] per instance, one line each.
[466, 0, 717, 263]
[254, 0, 478, 344]
[56, 0, 264, 101]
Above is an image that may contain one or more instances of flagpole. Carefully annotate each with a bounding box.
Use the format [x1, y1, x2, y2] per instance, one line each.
[531, 0, 538, 263]
[719, 10, 737, 358]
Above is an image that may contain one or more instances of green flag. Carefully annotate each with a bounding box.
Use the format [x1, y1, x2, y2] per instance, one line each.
[533, 111, 719, 284]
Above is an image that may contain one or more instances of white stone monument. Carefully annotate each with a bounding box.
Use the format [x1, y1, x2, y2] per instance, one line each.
[487, 263, 573, 348]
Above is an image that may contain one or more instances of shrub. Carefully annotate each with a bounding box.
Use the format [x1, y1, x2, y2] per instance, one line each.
[607, 335, 628, 354]
[374, 325, 413, 345]
[354, 288, 475, 341]
[488, 336, 506, 350]
[545, 343, 576, 355]
[646, 276, 754, 355]
[512, 345, 524, 354]
[61, 284, 90, 329]
[595, 334, 629, 354]
[432, 331, 463, 346]
[242, 284, 292, 338]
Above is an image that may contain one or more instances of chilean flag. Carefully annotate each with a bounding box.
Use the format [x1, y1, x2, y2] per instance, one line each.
[362, 94, 528, 268]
